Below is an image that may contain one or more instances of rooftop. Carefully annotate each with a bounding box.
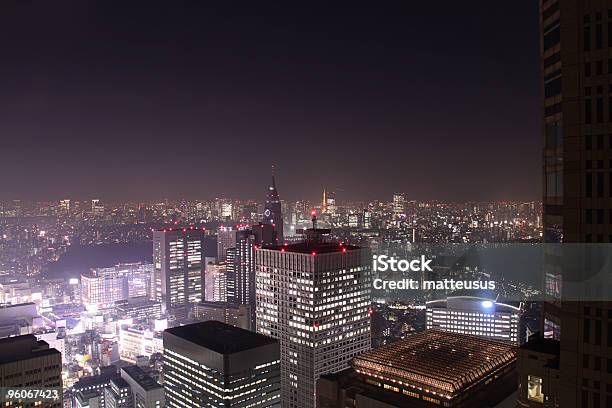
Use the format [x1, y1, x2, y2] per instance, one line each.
[73, 369, 120, 390]
[122, 365, 162, 391]
[352, 330, 516, 398]
[165, 321, 277, 354]
[0, 335, 61, 364]
[264, 242, 360, 255]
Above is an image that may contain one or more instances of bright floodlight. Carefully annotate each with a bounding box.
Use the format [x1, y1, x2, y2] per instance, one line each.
[481, 300, 493, 308]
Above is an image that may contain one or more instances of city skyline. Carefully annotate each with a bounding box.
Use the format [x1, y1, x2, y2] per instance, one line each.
[0, 1, 541, 202]
[2, 1, 602, 407]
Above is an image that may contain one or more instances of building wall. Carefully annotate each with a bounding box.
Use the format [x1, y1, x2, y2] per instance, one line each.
[163, 330, 280, 407]
[256, 246, 371, 408]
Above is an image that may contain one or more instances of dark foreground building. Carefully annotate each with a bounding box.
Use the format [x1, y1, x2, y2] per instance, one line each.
[0, 334, 62, 407]
[317, 330, 517, 408]
[163, 320, 280, 407]
[518, 1, 612, 407]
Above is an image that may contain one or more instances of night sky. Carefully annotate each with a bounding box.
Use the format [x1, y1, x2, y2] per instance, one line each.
[0, 1, 541, 203]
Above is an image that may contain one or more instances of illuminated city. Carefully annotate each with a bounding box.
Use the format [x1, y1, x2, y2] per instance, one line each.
[0, 1, 610, 407]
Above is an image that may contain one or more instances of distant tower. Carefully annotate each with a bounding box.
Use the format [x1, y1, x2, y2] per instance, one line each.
[392, 192, 406, 220]
[322, 189, 336, 216]
[322, 189, 327, 213]
[263, 166, 283, 243]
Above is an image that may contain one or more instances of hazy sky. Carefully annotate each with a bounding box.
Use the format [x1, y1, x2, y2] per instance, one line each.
[0, 1, 541, 202]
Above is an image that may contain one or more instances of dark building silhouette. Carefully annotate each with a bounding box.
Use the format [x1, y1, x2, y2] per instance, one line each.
[519, 1, 612, 407]
[0, 335, 62, 408]
[263, 168, 283, 244]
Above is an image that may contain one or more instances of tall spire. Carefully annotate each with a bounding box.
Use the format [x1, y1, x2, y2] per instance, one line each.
[271, 164, 276, 190]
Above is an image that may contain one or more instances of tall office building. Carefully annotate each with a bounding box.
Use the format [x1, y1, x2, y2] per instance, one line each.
[251, 222, 277, 247]
[91, 198, 104, 217]
[256, 215, 372, 408]
[426, 293, 522, 345]
[163, 320, 281, 408]
[518, 2, 612, 407]
[204, 262, 228, 302]
[321, 189, 336, 216]
[226, 228, 256, 306]
[153, 228, 204, 319]
[263, 169, 283, 244]
[217, 226, 236, 262]
[392, 192, 405, 220]
[363, 208, 371, 229]
[0, 334, 62, 407]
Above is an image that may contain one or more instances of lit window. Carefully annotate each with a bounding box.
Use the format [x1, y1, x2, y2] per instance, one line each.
[527, 375, 544, 403]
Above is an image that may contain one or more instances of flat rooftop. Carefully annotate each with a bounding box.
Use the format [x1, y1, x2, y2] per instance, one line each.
[165, 320, 276, 354]
[0, 335, 61, 364]
[265, 242, 360, 255]
[73, 370, 120, 390]
[122, 365, 162, 391]
[352, 330, 516, 398]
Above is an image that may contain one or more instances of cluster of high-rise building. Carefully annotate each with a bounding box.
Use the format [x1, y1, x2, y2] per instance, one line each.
[3, 2, 612, 406]
[0, 171, 537, 408]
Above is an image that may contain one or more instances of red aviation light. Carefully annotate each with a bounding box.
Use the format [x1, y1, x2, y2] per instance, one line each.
[342, 247, 347, 253]
[182, 228, 187, 232]
[311, 210, 316, 216]
[311, 251, 316, 256]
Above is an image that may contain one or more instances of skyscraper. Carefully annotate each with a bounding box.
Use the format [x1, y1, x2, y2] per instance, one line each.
[217, 226, 236, 262]
[518, 1, 612, 407]
[321, 189, 336, 216]
[163, 320, 281, 407]
[392, 192, 405, 220]
[263, 168, 283, 244]
[256, 214, 372, 408]
[204, 261, 228, 302]
[153, 228, 204, 319]
[229, 228, 256, 305]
